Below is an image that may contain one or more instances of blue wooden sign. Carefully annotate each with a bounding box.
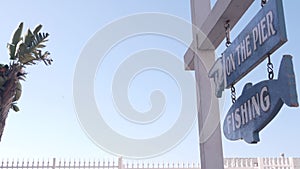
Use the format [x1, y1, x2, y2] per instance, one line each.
[222, 0, 287, 89]
[223, 55, 298, 144]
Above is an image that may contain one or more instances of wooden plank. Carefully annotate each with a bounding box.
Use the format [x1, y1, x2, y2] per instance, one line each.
[184, 0, 254, 70]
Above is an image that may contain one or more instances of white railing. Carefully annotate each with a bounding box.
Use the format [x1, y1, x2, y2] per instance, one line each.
[224, 158, 258, 168]
[0, 157, 299, 169]
[259, 157, 293, 169]
[0, 158, 119, 169]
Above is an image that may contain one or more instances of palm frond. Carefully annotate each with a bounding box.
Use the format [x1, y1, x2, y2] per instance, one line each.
[13, 24, 52, 66]
[7, 22, 23, 60]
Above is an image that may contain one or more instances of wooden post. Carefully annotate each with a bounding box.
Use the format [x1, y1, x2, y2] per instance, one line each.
[184, 0, 254, 168]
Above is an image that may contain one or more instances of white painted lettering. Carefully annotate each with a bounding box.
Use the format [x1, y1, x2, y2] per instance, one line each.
[240, 103, 248, 125]
[226, 56, 231, 76]
[252, 93, 261, 117]
[247, 99, 252, 121]
[226, 86, 271, 134]
[245, 35, 251, 58]
[260, 86, 271, 112]
[252, 26, 259, 51]
[236, 45, 241, 65]
[258, 22, 262, 45]
[225, 54, 235, 76]
[226, 115, 232, 134]
[235, 108, 241, 129]
[240, 39, 246, 63]
[260, 17, 268, 43]
[266, 11, 276, 36]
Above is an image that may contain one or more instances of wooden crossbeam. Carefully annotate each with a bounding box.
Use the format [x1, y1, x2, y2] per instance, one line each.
[184, 0, 254, 70]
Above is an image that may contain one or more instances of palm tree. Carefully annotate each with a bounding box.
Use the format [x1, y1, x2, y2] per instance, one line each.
[0, 22, 52, 141]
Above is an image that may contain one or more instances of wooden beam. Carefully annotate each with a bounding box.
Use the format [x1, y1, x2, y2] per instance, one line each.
[184, 0, 254, 70]
[202, 0, 255, 48]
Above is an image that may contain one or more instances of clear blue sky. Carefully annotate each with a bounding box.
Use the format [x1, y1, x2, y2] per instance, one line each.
[0, 0, 299, 163]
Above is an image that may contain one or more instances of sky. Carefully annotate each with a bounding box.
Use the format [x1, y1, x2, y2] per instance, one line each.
[0, 0, 300, 163]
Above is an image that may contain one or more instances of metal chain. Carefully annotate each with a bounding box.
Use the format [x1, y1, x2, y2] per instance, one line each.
[225, 20, 231, 47]
[231, 85, 236, 103]
[261, 0, 267, 7]
[225, 20, 235, 104]
[267, 55, 274, 80]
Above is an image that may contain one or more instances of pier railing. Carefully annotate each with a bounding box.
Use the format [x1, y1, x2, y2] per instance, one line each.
[1, 157, 299, 169]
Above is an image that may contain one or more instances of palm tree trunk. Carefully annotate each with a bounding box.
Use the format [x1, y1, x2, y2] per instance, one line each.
[0, 64, 20, 141]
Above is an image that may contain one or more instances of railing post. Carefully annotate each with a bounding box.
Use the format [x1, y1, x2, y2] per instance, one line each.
[257, 157, 264, 169]
[118, 157, 123, 169]
[289, 157, 295, 169]
[52, 158, 56, 169]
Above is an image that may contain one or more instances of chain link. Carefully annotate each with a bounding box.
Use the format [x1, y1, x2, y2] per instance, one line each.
[231, 85, 236, 103]
[261, 0, 267, 7]
[267, 56, 274, 80]
[225, 20, 231, 47]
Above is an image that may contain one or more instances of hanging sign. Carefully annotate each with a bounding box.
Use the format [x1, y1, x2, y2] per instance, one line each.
[223, 55, 298, 144]
[223, 0, 287, 88]
[208, 0, 287, 98]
